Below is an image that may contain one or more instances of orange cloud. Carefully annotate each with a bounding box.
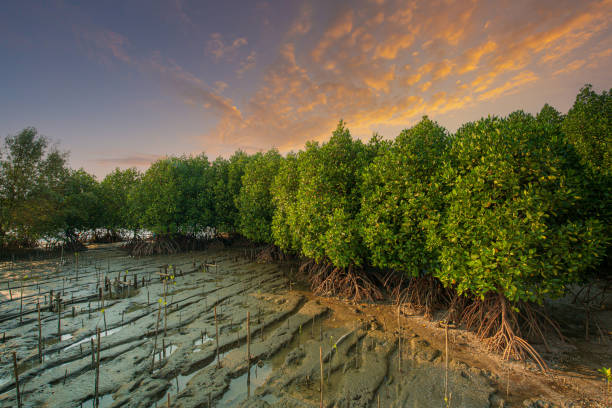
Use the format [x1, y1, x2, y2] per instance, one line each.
[311, 10, 353, 61]
[477, 71, 539, 102]
[458, 40, 497, 74]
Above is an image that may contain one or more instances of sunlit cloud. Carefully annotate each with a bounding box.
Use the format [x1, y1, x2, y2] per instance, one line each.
[70, 0, 612, 173]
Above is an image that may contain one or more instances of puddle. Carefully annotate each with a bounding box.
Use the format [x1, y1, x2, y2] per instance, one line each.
[65, 326, 123, 350]
[80, 393, 114, 408]
[153, 344, 178, 365]
[216, 361, 273, 406]
[193, 333, 214, 350]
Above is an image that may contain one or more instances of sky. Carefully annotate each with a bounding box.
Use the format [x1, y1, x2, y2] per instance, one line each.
[1, 0, 611, 178]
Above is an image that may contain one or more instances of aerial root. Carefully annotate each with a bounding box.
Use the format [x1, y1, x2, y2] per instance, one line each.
[461, 293, 561, 371]
[255, 245, 290, 263]
[396, 275, 451, 320]
[126, 236, 181, 257]
[305, 261, 383, 302]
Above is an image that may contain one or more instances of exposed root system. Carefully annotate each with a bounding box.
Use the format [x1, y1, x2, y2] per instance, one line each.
[303, 260, 383, 302]
[392, 274, 451, 320]
[461, 294, 564, 371]
[127, 236, 181, 256]
[255, 245, 291, 263]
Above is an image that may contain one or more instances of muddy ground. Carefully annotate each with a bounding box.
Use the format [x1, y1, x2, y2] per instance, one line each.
[0, 243, 609, 407]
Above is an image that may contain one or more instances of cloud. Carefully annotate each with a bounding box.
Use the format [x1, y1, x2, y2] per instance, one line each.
[289, 3, 313, 36]
[95, 154, 164, 167]
[552, 59, 586, 76]
[458, 40, 497, 74]
[373, 32, 416, 60]
[236, 51, 256, 77]
[477, 71, 539, 102]
[311, 10, 353, 61]
[75, 0, 612, 162]
[206, 33, 248, 61]
[76, 29, 131, 66]
[78, 27, 242, 120]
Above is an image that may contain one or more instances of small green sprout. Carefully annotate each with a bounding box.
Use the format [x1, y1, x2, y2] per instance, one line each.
[598, 367, 611, 399]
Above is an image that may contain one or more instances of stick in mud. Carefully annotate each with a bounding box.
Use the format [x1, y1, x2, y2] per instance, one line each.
[152, 302, 162, 371]
[312, 315, 315, 339]
[90, 338, 95, 369]
[319, 346, 323, 408]
[167, 392, 170, 407]
[57, 295, 61, 340]
[95, 328, 101, 408]
[37, 302, 42, 363]
[247, 311, 251, 398]
[20, 279, 23, 324]
[444, 323, 449, 405]
[215, 306, 220, 368]
[13, 351, 22, 408]
[398, 306, 402, 373]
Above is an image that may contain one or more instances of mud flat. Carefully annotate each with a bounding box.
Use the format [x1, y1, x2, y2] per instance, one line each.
[0, 243, 609, 407]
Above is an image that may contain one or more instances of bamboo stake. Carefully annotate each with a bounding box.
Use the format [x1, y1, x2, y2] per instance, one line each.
[37, 302, 42, 363]
[95, 328, 101, 408]
[152, 302, 162, 371]
[167, 392, 170, 407]
[164, 281, 168, 337]
[19, 280, 23, 324]
[319, 346, 323, 408]
[398, 306, 401, 373]
[444, 323, 449, 406]
[57, 296, 62, 340]
[215, 306, 220, 368]
[247, 311, 251, 397]
[91, 338, 95, 369]
[13, 351, 22, 408]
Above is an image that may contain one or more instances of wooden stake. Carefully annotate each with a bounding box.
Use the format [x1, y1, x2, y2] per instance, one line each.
[13, 351, 22, 408]
[319, 346, 323, 408]
[167, 392, 170, 407]
[312, 315, 315, 339]
[37, 302, 42, 363]
[215, 306, 220, 368]
[247, 311, 251, 397]
[444, 323, 449, 406]
[95, 328, 101, 408]
[152, 302, 161, 371]
[19, 280, 23, 324]
[57, 296, 61, 340]
[398, 306, 401, 373]
[91, 338, 95, 369]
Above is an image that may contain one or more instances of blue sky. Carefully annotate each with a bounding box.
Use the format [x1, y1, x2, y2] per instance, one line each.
[1, 0, 610, 177]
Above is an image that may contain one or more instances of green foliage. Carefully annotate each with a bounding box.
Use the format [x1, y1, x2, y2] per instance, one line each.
[290, 121, 379, 267]
[130, 155, 211, 235]
[562, 85, 612, 177]
[360, 117, 449, 275]
[271, 152, 301, 253]
[0, 127, 68, 246]
[100, 168, 142, 232]
[236, 149, 282, 243]
[210, 151, 252, 233]
[433, 112, 608, 303]
[61, 169, 102, 240]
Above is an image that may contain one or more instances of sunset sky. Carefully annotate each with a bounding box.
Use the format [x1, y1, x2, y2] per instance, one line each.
[1, 0, 611, 177]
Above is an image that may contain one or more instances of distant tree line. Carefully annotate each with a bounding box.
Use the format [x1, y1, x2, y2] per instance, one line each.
[1, 85, 609, 362]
